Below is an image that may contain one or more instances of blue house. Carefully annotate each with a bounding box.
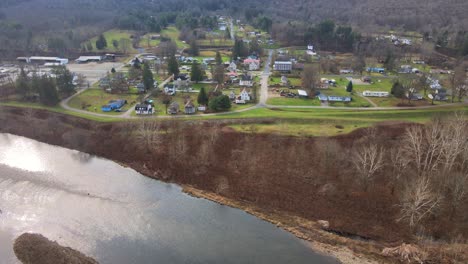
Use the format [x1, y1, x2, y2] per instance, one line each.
[328, 96, 351, 102]
[101, 99, 127, 112]
[366, 67, 385, 74]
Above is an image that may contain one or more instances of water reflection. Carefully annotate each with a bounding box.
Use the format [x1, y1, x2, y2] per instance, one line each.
[0, 134, 337, 264]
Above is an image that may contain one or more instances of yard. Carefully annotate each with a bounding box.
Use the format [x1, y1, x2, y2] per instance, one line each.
[68, 88, 142, 115]
[160, 27, 189, 49]
[267, 97, 321, 106]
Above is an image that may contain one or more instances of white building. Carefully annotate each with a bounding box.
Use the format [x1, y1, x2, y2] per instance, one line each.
[75, 56, 103, 63]
[274, 61, 292, 72]
[239, 88, 251, 101]
[17, 56, 69, 65]
[363, 91, 389, 97]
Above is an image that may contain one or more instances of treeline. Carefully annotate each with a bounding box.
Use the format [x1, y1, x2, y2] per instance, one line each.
[15, 66, 76, 106]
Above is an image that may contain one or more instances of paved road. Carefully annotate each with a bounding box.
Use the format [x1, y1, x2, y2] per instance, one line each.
[258, 50, 273, 106]
[229, 19, 235, 41]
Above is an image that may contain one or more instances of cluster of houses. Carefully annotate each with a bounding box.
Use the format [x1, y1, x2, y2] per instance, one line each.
[167, 99, 198, 115]
[378, 35, 412, 46]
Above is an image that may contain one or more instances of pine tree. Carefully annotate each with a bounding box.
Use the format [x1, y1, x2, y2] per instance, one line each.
[346, 81, 353, 93]
[189, 39, 199, 56]
[197, 87, 209, 106]
[167, 55, 180, 76]
[96, 34, 107, 50]
[37, 76, 59, 106]
[53, 66, 75, 96]
[16, 67, 30, 99]
[215, 51, 222, 65]
[142, 62, 155, 91]
[190, 62, 203, 83]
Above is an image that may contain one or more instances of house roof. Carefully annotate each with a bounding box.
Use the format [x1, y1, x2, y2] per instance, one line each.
[297, 90, 308, 96]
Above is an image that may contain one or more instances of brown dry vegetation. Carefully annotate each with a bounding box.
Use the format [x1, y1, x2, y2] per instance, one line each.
[1, 105, 468, 263]
[13, 233, 98, 264]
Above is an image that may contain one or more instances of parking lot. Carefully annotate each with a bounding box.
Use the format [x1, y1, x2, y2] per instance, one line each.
[67, 62, 124, 85]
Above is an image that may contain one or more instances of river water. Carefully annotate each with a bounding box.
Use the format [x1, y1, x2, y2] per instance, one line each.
[0, 133, 337, 264]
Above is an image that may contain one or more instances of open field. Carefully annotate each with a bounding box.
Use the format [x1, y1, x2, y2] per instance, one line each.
[160, 27, 189, 49]
[83, 30, 136, 53]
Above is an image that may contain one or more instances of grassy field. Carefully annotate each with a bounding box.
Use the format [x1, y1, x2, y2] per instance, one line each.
[138, 34, 161, 48]
[269, 77, 301, 86]
[84, 30, 136, 53]
[0, 101, 124, 122]
[68, 88, 142, 115]
[230, 119, 370, 137]
[267, 97, 321, 106]
[160, 27, 189, 49]
[197, 39, 234, 47]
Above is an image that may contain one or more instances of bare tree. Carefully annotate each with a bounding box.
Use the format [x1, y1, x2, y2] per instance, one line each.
[352, 144, 384, 188]
[301, 64, 319, 97]
[134, 120, 162, 152]
[398, 177, 442, 228]
[450, 64, 467, 102]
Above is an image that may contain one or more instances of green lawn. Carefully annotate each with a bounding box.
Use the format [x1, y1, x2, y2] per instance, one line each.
[160, 27, 189, 49]
[269, 77, 301, 86]
[0, 101, 123, 122]
[139, 34, 161, 48]
[83, 30, 136, 53]
[68, 88, 142, 115]
[267, 97, 321, 106]
[197, 39, 234, 47]
[230, 120, 370, 137]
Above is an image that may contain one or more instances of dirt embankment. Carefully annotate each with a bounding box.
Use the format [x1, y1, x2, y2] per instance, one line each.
[0, 106, 465, 263]
[14, 233, 98, 264]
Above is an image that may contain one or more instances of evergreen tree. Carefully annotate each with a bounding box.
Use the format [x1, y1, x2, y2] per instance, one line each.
[225, 27, 231, 40]
[133, 57, 141, 69]
[189, 39, 199, 56]
[197, 87, 209, 106]
[215, 51, 222, 65]
[162, 95, 172, 114]
[209, 95, 231, 112]
[96, 34, 108, 50]
[53, 66, 75, 96]
[112, 39, 119, 50]
[391, 81, 406, 98]
[111, 67, 116, 73]
[214, 65, 225, 84]
[142, 62, 155, 91]
[346, 81, 353, 93]
[16, 67, 30, 99]
[167, 55, 180, 76]
[37, 76, 59, 106]
[190, 62, 203, 83]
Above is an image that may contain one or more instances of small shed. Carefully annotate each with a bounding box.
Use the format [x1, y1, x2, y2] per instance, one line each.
[184, 101, 196, 115]
[168, 102, 179, 115]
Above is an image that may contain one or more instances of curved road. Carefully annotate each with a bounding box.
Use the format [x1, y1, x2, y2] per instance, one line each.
[60, 50, 467, 120]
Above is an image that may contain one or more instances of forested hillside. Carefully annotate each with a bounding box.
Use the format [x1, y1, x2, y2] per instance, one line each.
[0, 0, 467, 56]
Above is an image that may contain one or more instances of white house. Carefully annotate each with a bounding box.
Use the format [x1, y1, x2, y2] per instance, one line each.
[239, 75, 253, 87]
[135, 103, 154, 115]
[248, 62, 260, 71]
[228, 62, 237, 72]
[362, 91, 389, 97]
[239, 88, 251, 101]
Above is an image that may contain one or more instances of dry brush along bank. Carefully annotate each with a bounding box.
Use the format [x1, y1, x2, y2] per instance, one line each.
[1, 106, 467, 264]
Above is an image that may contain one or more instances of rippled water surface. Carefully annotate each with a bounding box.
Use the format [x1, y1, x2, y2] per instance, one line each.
[0, 133, 337, 264]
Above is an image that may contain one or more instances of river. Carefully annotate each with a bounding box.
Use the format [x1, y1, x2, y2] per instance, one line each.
[0, 133, 337, 264]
